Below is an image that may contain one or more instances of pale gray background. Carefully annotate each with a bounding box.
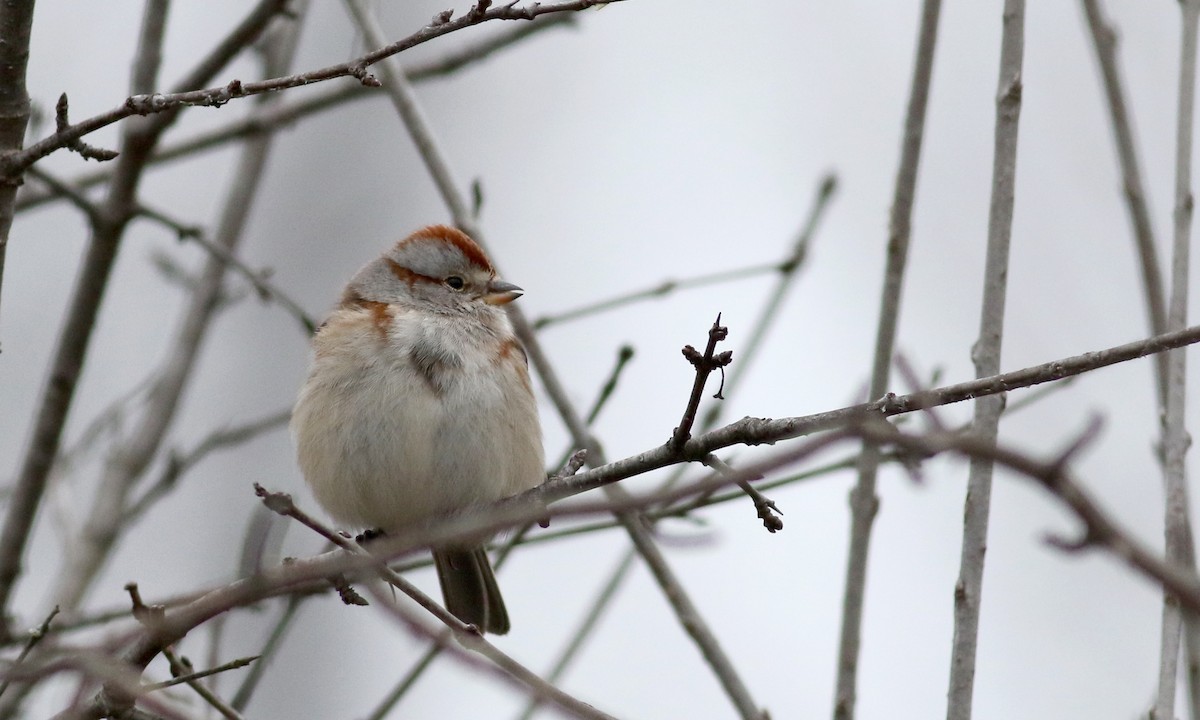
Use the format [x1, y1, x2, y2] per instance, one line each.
[0, 1, 1194, 718]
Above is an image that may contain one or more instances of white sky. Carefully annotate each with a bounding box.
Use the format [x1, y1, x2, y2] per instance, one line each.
[1, 1, 1197, 718]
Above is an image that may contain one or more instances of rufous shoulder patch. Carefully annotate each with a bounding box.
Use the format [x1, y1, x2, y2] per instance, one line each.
[338, 294, 391, 340]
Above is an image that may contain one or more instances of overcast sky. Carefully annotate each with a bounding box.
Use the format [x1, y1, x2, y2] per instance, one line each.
[1, 1, 1197, 718]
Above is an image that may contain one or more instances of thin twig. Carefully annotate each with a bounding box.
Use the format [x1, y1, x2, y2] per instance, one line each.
[133, 205, 317, 333]
[160, 648, 247, 720]
[149, 653, 259, 692]
[533, 262, 781, 330]
[0, 605, 59, 699]
[703, 455, 782, 533]
[669, 315, 732, 450]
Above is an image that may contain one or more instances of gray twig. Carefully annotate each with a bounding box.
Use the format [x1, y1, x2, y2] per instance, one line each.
[1154, 2, 1200, 718]
[946, 3, 1024, 719]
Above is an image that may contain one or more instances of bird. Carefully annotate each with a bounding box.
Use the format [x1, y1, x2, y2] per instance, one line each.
[291, 224, 544, 634]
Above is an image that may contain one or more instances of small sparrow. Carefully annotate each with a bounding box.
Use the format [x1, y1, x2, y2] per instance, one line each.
[291, 225, 544, 634]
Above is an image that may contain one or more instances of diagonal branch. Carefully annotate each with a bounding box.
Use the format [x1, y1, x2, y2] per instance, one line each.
[15, 12, 578, 214]
[0, 0, 623, 179]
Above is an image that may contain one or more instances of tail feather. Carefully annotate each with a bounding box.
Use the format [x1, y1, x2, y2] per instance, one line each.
[432, 546, 510, 635]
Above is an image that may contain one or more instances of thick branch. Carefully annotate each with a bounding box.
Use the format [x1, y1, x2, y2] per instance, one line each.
[0, 0, 38, 345]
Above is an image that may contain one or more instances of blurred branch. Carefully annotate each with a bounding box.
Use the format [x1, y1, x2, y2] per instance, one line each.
[0, 605, 59, 700]
[133, 204, 317, 333]
[513, 552, 635, 720]
[124, 409, 293, 524]
[0, 0, 178, 644]
[1081, 0, 1169, 402]
[1082, 6, 1200, 708]
[1155, 2, 1200, 718]
[533, 262, 781, 330]
[835, 2, 941, 715]
[535, 174, 836, 332]
[15, 13, 578, 214]
[0, 0, 620, 178]
[47, 6, 309, 614]
[851, 422, 1200, 620]
[362, 643, 443, 720]
[0, 0, 38, 345]
[947, 3, 1023, 719]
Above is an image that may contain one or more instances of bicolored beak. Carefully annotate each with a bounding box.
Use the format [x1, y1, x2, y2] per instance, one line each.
[483, 279, 523, 305]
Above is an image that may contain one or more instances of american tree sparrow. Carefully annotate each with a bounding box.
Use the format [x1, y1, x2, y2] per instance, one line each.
[291, 225, 544, 634]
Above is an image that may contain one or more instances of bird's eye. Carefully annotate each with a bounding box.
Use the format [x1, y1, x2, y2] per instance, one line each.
[445, 276, 465, 290]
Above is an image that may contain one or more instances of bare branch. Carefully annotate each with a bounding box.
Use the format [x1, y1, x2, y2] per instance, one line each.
[0, 0, 176, 635]
[947, 4, 1024, 719]
[133, 203, 317, 334]
[48, 5, 310, 614]
[533, 262, 781, 330]
[0, 0, 622, 178]
[15, 13, 579, 214]
[669, 315, 732, 451]
[0, 0, 41, 345]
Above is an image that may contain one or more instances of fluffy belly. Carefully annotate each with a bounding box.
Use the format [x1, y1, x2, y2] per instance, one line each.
[292, 354, 539, 533]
